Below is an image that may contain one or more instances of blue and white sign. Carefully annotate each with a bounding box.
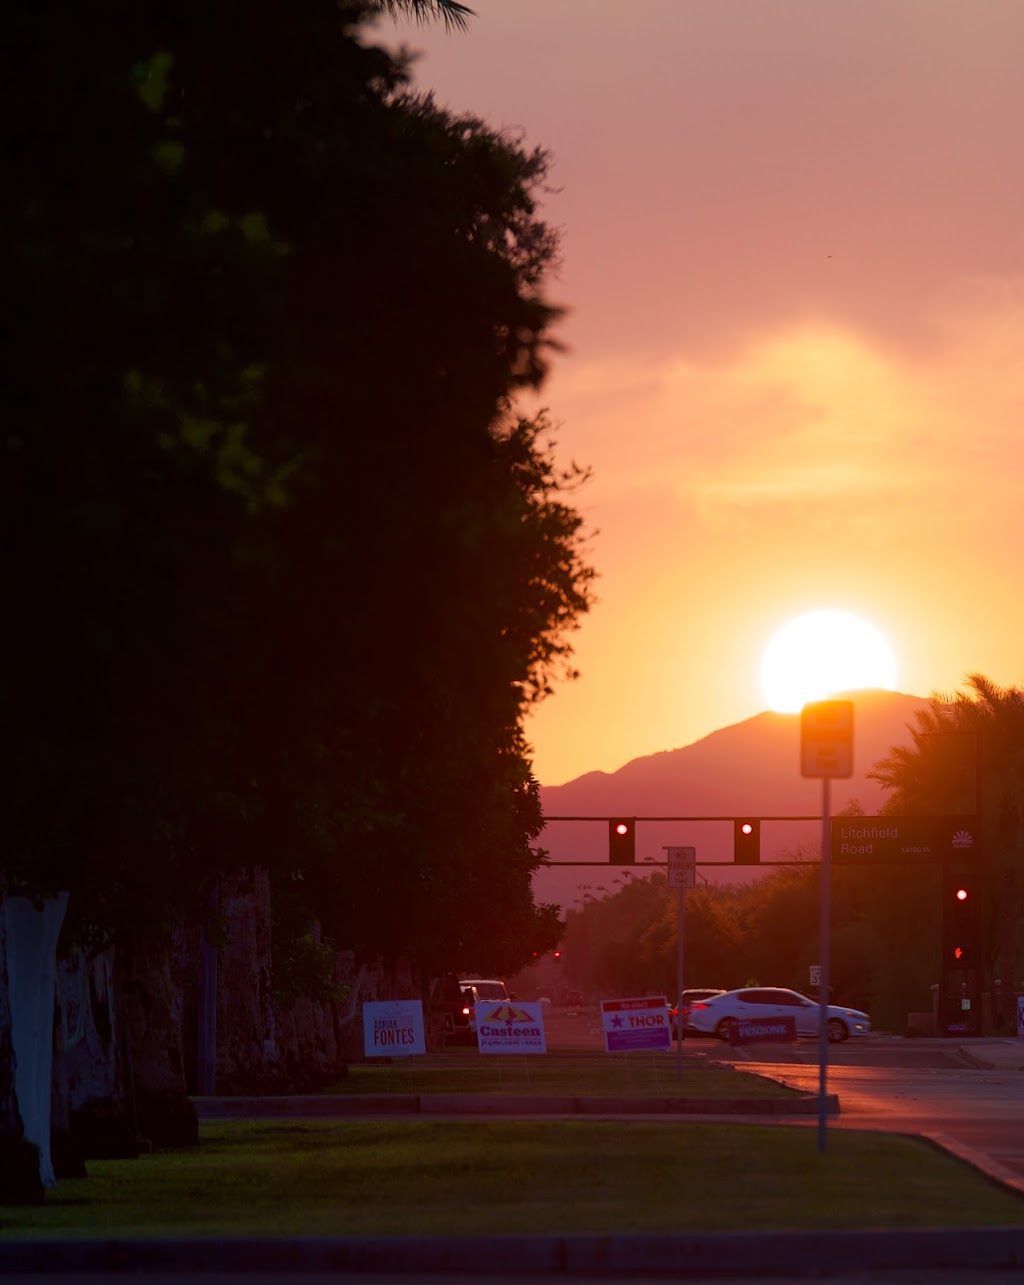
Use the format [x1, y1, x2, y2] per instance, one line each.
[601, 995, 671, 1052]
[363, 999, 426, 1057]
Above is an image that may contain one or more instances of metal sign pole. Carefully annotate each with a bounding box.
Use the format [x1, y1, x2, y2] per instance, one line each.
[800, 699, 853, 1157]
[818, 776, 832, 1154]
[677, 885, 684, 1082]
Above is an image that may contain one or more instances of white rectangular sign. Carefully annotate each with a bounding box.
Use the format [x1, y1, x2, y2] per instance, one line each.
[475, 999, 547, 1054]
[601, 995, 671, 1052]
[363, 999, 426, 1057]
[665, 846, 696, 889]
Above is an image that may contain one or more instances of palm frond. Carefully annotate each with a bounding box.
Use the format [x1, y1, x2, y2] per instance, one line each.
[373, 0, 475, 31]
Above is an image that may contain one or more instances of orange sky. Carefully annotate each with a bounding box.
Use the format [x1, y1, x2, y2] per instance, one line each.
[385, 1, 1024, 787]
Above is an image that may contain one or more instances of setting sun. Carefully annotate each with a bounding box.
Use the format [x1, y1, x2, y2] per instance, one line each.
[761, 610, 898, 713]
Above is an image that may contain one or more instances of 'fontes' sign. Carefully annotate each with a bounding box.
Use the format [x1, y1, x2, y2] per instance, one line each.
[362, 1000, 426, 1057]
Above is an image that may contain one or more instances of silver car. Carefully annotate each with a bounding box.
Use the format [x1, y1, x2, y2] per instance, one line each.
[687, 986, 871, 1043]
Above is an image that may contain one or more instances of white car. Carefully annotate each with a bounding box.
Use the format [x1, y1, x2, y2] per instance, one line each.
[686, 986, 871, 1043]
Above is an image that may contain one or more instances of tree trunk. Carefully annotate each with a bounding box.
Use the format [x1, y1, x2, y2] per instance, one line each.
[0, 901, 43, 1204]
[3, 893, 68, 1188]
[213, 868, 283, 1093]
[116, 934, 197, 1148]
[55, 946, 138, 1160]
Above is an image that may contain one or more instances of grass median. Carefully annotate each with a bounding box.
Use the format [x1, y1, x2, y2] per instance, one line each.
[323, 1049, 797, 1099]
[3, 1119, 1023, 1238]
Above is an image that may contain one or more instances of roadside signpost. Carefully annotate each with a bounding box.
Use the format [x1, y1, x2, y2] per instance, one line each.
[665, 845, 696, 1081]
[801, 699, 854, 1155]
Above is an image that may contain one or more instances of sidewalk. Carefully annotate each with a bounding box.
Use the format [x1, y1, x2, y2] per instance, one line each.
[958, 1036, 1024, 1071]
[192, 1089, 839, 1119]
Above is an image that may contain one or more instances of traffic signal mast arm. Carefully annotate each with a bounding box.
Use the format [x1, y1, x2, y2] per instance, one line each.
[540, 816, 820, 866]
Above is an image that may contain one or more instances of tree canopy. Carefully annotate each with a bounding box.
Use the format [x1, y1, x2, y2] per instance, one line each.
[3, 0, 592, 978]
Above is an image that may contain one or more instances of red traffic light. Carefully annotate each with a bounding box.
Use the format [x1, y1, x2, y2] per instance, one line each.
[553, 949, 562, 960]
[733, 818, 761, 864]
[955, 887, 968, 902]
[608, 818, 636, 865]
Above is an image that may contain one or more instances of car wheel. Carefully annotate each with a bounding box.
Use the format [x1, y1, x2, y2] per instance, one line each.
[827, 1017, 848, 1043]
[716, 1017, 736, 1042]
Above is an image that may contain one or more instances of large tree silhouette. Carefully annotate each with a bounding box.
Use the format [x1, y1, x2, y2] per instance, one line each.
[3, 0, 592, 1179]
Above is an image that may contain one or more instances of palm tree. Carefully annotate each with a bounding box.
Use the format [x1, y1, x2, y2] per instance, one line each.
[869, 674, 1024, 1028]
[373, 0, 474, 30]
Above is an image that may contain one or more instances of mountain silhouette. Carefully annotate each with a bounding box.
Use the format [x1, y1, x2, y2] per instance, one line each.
[533, 689, 928, 909]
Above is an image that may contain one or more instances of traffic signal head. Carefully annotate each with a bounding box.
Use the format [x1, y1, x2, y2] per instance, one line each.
[943, 865, 979, 967]
[608, 817, 636, 864]
[733, 818, 761, 864]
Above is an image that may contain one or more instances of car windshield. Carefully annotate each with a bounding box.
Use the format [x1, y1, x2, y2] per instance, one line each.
[468, 982, 507, 1001]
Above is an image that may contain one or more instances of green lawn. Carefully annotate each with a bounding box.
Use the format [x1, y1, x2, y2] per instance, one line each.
[323, 1050, 798, 1099]
[3, 1119, 1023, 1238]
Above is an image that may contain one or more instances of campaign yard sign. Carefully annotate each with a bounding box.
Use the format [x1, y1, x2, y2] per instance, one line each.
[475, 1000, 547, 1054]
[729, 1015, 797, 1046]
[601, 996, 671, 1052]
[362, 1000, 426, 1057]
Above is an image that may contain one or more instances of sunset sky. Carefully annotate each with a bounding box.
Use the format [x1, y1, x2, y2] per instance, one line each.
[385, 1, 1024, 788]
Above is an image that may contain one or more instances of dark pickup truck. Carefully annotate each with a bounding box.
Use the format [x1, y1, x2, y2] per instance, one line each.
[441, 976, 512, 1044]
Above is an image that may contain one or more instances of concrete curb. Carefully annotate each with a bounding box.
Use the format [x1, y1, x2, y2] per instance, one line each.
[193, 1091, 839, 1118]
[5, 1227, 1024, 1276]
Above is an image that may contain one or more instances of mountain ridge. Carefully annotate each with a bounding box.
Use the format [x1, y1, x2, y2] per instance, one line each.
[532, 689, 930, 908]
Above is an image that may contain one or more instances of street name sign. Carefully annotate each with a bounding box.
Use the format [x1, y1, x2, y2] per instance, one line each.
[801, 700, 854, 779]
[831, 816, 979, 864]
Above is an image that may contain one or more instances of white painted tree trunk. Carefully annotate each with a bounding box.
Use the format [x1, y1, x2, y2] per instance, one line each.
[4, 893, 69, 1188]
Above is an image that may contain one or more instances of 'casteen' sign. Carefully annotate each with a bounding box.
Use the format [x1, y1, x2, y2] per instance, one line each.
[362, 1000, 426, 1057]
[475, 1001, 547, 1054]
[831, 816, 978, 865]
